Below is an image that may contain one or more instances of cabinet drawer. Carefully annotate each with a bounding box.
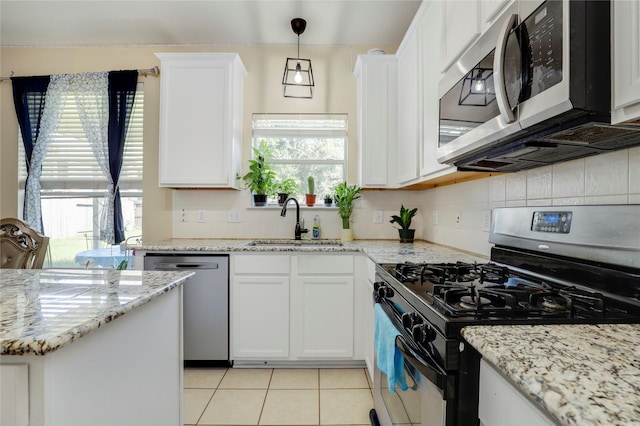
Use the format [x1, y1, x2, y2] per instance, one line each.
[233, 255, 290, 274]
[297, 255, 354, 275]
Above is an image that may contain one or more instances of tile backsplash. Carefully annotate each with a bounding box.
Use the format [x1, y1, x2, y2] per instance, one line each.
[172, 147, 640, 257]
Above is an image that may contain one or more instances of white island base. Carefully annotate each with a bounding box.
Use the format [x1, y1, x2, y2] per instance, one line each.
[1, 287, 183, 426]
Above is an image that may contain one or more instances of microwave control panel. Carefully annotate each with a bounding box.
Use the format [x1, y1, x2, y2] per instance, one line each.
[532, 211, 572, 234]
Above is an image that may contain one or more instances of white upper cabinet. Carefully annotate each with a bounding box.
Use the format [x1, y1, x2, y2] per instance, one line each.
[441, 0, 481, 71]
[353, 55, 398, 188]
[612, 0, 640, 124]
[156, 53, 246, 188]
[396, 24, 421, 184]
[420, 0, 455, 179]
[480, 0, 515, 33]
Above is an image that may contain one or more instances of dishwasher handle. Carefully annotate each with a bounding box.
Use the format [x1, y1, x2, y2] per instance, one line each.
[151, 262, 220, 270]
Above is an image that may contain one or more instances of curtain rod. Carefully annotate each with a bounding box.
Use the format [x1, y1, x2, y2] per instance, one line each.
[0, 66, 160, 82]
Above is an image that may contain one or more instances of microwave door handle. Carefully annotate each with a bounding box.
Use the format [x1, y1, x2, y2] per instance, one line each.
[493, 13, 518, 124]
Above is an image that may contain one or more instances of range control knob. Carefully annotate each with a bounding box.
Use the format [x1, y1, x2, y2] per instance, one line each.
[402, 312, 423, 329]
[376, 284, 394, 299]
[412, 323, 436, 344]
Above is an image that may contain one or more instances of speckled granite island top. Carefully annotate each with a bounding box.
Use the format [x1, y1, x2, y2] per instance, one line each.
[1, 269, 194, 356]
[462, 324, 640, 425]
[131, 239, 487, 264]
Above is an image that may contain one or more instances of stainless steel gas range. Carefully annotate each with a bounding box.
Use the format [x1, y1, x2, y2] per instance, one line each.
[371, 205, 640, 426]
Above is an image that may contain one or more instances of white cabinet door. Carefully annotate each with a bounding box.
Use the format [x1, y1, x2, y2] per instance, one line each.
[231, 255, 290, 359]
[420, 0, 455, 179]
[0, 365, 28, 426]
[480, 0, 514, 33]
[292, 276, 354, 358]
[612, 0, 640, 124]
[441, 0, 481, 71]
[479, 359, 556, 426]
[353, 55, 398, 188]
[292, 255, 354, 359]
[396, 26, 420, 184]
[156, 53, 246, 188]
[231, 275, 290, 359]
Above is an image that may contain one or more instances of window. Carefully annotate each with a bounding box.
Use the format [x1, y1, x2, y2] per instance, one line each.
[18, 84, 144, 267]
[252, 113, 347, 200]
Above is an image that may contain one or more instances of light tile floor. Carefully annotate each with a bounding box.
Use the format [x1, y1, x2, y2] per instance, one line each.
[184, 367, 374, 426]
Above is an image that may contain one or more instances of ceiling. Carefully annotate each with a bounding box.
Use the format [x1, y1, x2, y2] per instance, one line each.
[0, 1, 422, 47]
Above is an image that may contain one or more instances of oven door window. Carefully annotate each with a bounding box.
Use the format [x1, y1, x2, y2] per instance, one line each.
[380, 359, 422, 424]
[438, 50, 500, 148]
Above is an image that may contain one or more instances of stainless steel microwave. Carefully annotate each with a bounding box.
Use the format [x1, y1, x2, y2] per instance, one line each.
[437, 0, 640, 172]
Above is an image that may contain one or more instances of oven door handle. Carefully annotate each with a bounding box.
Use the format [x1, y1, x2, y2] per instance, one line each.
[395, 335, 451, 398]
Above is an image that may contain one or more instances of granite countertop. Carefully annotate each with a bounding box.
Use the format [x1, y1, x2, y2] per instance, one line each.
[130, 238, 488, 264]
[0, 269, 194, 356]
[462, 324, 640, 425]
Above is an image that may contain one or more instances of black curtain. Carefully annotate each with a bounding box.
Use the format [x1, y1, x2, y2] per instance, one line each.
[107, 70, 138, 244]
[11, 76, 51, 173]
[11, 76, 51, 227]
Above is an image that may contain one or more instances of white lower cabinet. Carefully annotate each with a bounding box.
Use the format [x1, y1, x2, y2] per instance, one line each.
[292, 255, 354, 359]
[231, 255, 290, 359]
[479, 359, 556, 426]
[231, 253, 367, 363]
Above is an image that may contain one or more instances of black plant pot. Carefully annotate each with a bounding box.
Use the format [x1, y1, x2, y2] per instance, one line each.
[398, 229, 415, 243]
[253, 194, 268, 207]
[277, 193, 289, 206]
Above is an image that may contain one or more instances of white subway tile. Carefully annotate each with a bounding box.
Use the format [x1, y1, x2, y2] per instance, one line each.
[527, 198, 552, 206]
[552, 197, 584, 206]
[505, 199, 527, 207]
[629, 147, 640, 195]
[489, 175, 506, 202]
[585, 195, 629, 205]
[527, 166, 552, 199]
[552, 159, 585, 197]
[505, 173, 527, 200]
[585, 150, 628, 196]
[629, 194, 640, 203]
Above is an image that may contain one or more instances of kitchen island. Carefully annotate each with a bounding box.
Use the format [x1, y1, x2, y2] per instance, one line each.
[0, 268, 194, 426]
[462, 324, 640, 425]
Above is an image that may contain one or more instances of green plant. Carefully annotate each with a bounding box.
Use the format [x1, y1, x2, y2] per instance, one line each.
[334, 182, 362, 229]
[307, 176, 315, 195]
[276, 178, 299, 195]
[390, 205, 418, 230]
[239, 140, 276, 196]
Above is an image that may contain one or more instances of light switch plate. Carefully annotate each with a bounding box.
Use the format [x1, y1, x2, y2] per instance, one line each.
[227, 210, 241, 223]
[455, 212, 462, 229]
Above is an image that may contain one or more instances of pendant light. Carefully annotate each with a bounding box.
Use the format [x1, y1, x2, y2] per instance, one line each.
[282, 18, 314, 98]
[458, 66, 495, 107]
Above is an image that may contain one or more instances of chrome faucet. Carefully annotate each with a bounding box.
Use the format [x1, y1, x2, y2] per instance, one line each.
[280, 197, 308, 240]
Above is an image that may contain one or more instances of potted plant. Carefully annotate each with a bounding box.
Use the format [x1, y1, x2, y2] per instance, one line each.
[390, 205, 418, 243]
[240, 140, 276, 206]
[323, 194, 333, 207]
[305, 176, 316, 207]
[334, 181, 361, 241]
[275, 178, 299, 206]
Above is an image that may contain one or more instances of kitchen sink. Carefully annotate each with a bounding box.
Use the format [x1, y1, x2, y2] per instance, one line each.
[247, 239, 343, 247]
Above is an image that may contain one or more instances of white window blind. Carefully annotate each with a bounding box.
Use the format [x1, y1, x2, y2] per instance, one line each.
[18, 83, 143, 192]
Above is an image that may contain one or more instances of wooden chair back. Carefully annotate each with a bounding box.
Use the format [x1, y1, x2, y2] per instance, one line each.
[0, 218, 49, 269]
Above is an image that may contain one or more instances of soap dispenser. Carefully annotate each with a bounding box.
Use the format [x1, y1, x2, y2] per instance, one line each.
[312, 215, 320, 239]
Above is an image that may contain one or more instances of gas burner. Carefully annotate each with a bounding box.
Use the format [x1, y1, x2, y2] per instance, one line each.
[459, 295, 492, 309]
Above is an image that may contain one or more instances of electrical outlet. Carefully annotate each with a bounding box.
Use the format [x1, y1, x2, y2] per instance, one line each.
[373, 210, 384, 224]
[180, 209, 188, 222]
[227, 210, 241, 223]
[432, 210, 439, 225]
[196, 210, 206, 223]
[455, 212, 462, 229]
[483, 210, 491, 232]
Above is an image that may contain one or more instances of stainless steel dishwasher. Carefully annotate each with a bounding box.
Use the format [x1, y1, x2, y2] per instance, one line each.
[144, 254, 229, 366]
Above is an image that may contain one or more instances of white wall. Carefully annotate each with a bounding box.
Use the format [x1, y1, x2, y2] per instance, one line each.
[170, 146, 640, 258]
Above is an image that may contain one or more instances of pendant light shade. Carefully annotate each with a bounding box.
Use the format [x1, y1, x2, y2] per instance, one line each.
[282, 18, 314, 98]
